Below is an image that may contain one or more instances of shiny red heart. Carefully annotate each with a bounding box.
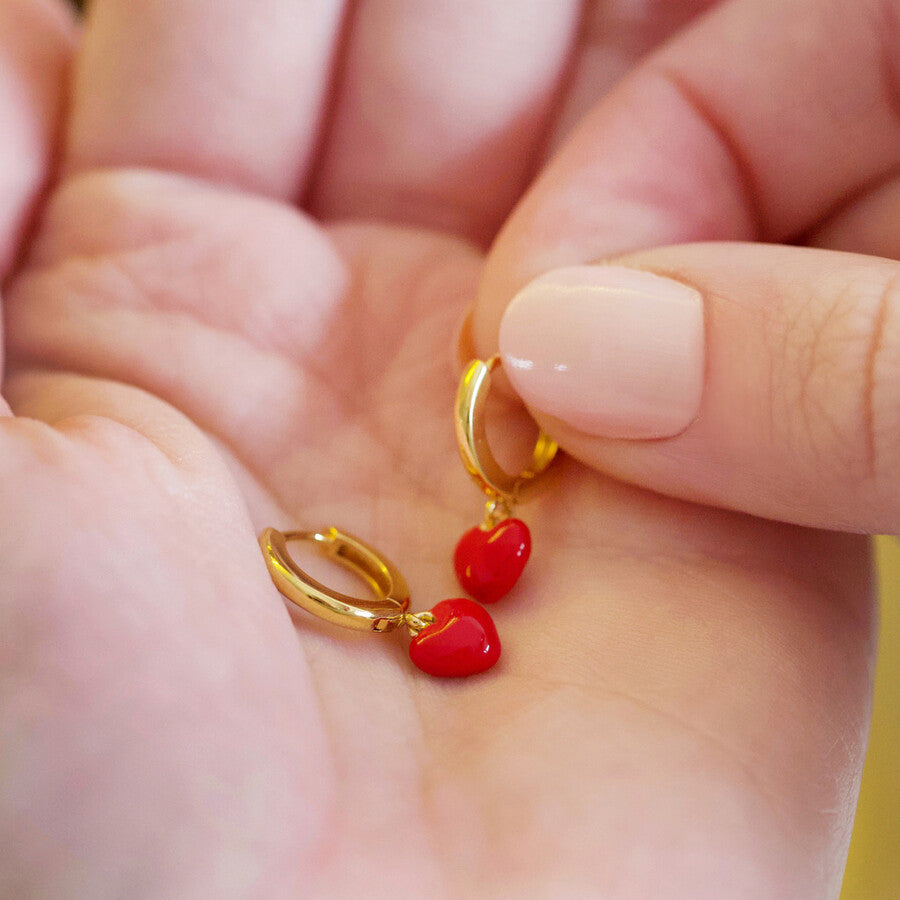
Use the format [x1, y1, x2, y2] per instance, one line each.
[408, 598, 501, 678]
[453, 518, 531, 603]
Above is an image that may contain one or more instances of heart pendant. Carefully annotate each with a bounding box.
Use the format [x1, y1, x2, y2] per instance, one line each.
[408, 598, 501, 677]
[453, 518, 531, 603]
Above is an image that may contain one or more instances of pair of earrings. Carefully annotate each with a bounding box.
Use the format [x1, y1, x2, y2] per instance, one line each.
[259, 356, 557, 678]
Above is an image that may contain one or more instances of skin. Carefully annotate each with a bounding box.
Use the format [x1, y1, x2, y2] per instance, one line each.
[0, 0, 896, 896]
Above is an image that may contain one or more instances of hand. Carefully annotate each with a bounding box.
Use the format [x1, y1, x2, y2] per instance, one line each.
[0, 1, 887, 897]
[471, 0, 900, 534]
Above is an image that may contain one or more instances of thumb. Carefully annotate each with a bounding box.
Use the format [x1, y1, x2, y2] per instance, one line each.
[497, 243, 900, 532]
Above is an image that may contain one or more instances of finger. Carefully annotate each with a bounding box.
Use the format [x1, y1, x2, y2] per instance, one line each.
[473, 0, 900, 351]
[808, 174, 900, 260]
[546, 0, 721, 154]
[309, 0, 581, 244]
[66, 0, 346, 199]
[0, 0, 74, 278]
[496, 244, 900, 532]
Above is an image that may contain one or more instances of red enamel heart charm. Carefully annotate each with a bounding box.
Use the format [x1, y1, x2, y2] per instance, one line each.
[408, 598, 501, 677]
[453, 518, 531, 603]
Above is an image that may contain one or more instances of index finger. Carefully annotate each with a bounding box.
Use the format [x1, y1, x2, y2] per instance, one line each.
[473, 0, 900, 352]
[66, 0, 346, 200]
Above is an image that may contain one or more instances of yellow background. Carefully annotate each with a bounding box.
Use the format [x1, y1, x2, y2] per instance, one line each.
[841, 537, 900, 898]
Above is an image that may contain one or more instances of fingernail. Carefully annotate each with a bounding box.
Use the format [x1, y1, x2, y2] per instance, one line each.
[499, 265, 705, 439]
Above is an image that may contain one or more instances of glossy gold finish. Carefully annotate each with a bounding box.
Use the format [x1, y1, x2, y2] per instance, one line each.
[455, 355, 558, 504]
[482, 496, 513, 529]
[259, 526, 411, 632]
[405, 610, 436, 637]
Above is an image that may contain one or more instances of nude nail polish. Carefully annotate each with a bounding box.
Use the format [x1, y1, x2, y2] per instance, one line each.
[498, 265, 705, 439]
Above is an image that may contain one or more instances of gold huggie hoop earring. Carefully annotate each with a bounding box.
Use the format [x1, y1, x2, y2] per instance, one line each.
[452, 355, 559, 603]
[259, 526, 501, 677]
[456, 355, 558, 507]
[259, 527, 411, 632]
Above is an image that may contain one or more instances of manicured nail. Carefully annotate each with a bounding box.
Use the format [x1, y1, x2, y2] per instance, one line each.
[499, 265, 705, 439]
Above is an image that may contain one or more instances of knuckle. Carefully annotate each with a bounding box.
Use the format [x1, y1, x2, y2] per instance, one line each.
[862, 267, 900, 477]
[774, 262, 900, 486]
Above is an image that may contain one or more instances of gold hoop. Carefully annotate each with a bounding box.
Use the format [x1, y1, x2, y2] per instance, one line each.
[455, 355, 558, 504]
[259, 527, 410, 632]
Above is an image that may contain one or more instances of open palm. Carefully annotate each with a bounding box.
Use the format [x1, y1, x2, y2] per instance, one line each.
[1, 2, 875, 897]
